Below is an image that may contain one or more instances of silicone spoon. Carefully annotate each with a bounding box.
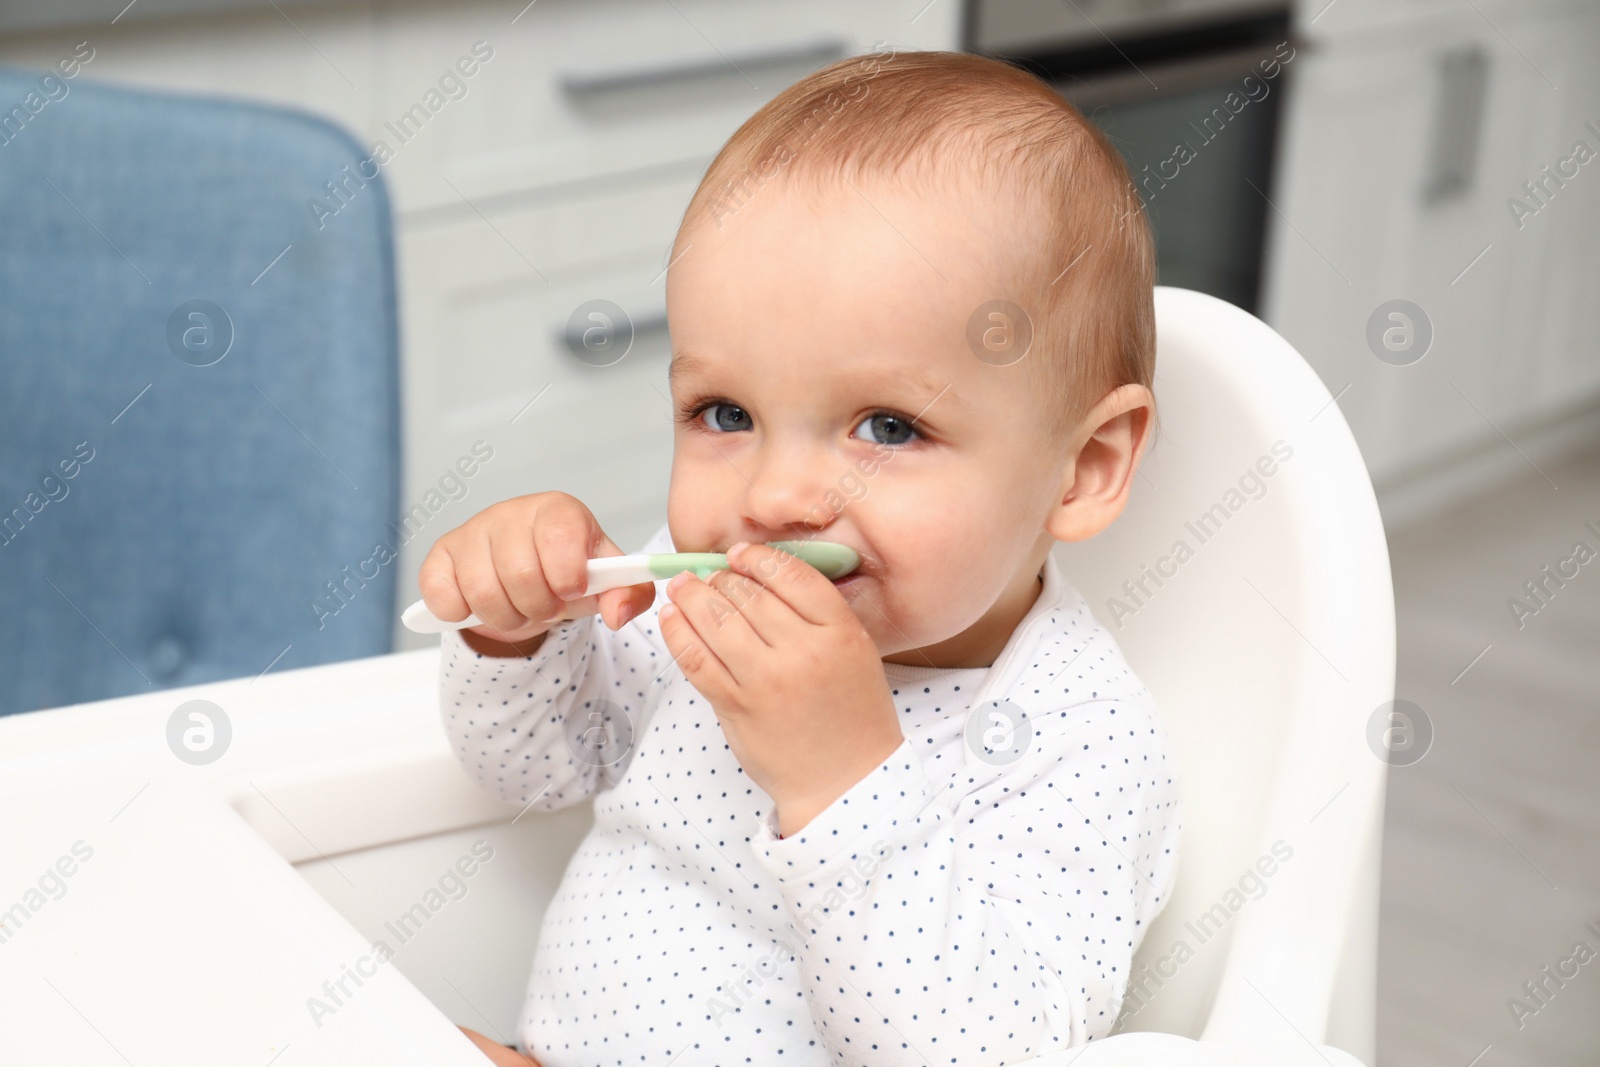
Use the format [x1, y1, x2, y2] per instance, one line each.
[400, 540, 860, 634]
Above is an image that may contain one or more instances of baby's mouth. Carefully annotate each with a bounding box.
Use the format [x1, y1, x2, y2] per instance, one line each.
[830, 557, 871, 590]
[716, 541, 871, 589]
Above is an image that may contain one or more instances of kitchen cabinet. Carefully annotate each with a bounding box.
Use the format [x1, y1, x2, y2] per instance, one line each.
[379, 1, 960, 649]
[0, 0, 960, 651]
[1263, 0, 1600, 521]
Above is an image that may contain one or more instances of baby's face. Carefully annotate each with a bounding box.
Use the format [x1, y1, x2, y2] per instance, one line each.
[664, 172, 1069, 667]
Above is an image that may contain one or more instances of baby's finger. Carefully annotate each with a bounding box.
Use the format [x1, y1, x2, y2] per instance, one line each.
[417, 542, 474, 623]
[598, 581, 657, 631]
[727, 542, 849, 626]
[667, 573, 766, 684]
[456, 530, 541, 635]
[659, 584, 738, 699]
[532, 504, 599, 603]
[581, 525, 646, 630]
[703, 569, 781, 645]
[490, 525, 565, 626]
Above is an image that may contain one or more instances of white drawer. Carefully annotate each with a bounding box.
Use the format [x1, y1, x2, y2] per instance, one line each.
[403, 171, 696, 289]
[373, 0, 958, 212]
[426, 268, 675, 436]
[394, 191, 682, 528]
[0, 0, 957, 220]
[396, 182, 691, 422]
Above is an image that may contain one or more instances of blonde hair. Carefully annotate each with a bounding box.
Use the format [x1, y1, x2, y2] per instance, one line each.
[676, 48, 1158, 446]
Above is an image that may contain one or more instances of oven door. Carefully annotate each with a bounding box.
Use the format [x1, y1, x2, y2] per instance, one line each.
[999, 22, 1293, 315]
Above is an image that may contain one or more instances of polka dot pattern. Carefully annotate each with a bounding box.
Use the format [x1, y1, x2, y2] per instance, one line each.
[439, 523, 1182, 1065]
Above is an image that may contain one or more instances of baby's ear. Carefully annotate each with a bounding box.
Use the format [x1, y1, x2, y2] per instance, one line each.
[1046, 385, 1153, 543]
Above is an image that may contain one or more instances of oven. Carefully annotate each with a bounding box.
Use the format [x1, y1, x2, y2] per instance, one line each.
[967, 0, 1295, 315]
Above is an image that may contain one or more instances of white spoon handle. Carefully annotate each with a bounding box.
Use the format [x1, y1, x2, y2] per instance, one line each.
[400, 554, 661, 634]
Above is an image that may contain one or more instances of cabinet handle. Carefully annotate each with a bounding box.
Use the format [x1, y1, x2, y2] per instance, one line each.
[556, 307, 669, 361]
[625, 308, 670, 340]
[1422, 44, 1489, 205]
[558, 36, 848, 101]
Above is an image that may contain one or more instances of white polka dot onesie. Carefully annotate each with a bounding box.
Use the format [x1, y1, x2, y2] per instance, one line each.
[440, 522, 1182, 1066]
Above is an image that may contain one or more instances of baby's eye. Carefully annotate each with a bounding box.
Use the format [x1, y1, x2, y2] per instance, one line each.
[852, 412, 920, 447]
[699, 402, 752, 433]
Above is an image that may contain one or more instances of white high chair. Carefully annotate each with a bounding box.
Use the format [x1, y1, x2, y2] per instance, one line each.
[0, 287, 1392, 1066]
[1026, 286, 1395, 1066]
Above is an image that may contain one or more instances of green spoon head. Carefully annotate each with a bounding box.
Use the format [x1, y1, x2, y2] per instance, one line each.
[765, 540, 860, 579]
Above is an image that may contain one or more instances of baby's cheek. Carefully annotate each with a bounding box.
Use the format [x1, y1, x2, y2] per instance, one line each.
[857, 586, 929, 650]
[853, 609, 889, 655]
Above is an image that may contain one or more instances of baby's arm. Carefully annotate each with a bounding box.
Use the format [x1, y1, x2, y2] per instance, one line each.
[425, 505, 675, 812]
[438, 600, 668, 809]
[748, 687, 1182, 1065]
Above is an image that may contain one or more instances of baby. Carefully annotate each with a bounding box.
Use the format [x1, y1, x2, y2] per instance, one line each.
[422, 47, 1181, 1067]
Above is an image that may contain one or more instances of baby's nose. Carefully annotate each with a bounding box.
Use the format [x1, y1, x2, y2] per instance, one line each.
[740, 447, 841, 530]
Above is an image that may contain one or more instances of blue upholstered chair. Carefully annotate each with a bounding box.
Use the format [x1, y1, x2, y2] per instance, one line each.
[0, 68, 400, 717]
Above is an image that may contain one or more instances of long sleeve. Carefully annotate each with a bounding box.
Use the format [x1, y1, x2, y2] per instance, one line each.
[437, 525, 674, 814]
[745, 692, 1182, 1066]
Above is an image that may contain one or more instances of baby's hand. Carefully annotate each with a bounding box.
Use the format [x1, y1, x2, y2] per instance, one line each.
[417, 491, 656, 649]
[657, 542, 905, 836]
[458, 1026, 542, 1066]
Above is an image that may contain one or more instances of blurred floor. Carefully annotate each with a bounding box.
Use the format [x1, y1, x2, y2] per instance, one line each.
[1379, 439, 1600, 1066]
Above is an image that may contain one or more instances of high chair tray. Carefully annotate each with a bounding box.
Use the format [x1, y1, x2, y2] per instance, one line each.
[0, 647, 502, 1066]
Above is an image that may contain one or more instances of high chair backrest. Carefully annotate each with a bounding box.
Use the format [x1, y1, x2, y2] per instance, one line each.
[1052, 286, 1395, 1063]
[0, 68, 401, 717]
